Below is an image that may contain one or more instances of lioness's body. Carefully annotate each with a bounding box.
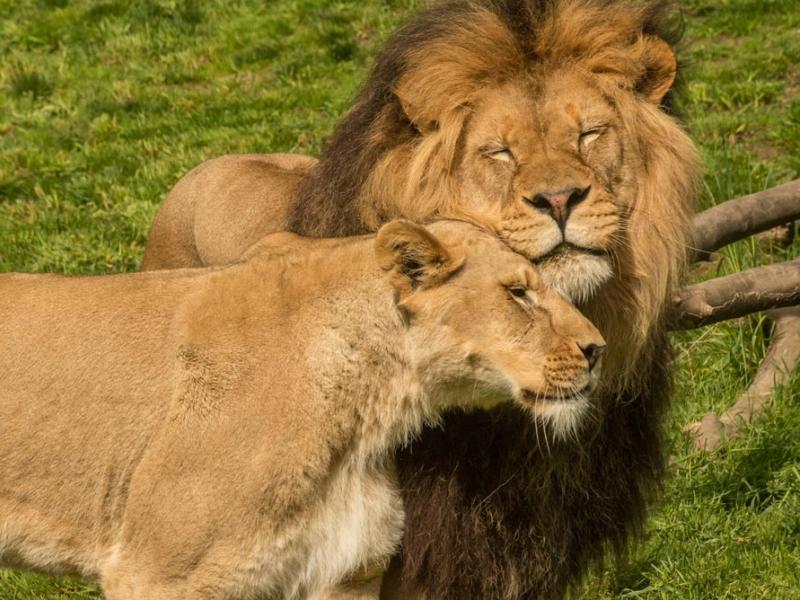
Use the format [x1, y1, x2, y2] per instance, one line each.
[2, 237, 399, 599]
[1, 221, 603, 599]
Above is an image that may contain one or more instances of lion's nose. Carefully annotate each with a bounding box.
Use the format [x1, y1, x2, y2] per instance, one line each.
[579, 342, 606, 372]
[524, 186, 591, 228]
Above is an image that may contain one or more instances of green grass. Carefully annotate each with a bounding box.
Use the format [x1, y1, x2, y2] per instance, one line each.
[1, 0, 798, 597]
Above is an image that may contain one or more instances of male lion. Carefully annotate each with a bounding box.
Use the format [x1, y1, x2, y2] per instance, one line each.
[0, 220, 604, 600]
[142, 1, 699, 597]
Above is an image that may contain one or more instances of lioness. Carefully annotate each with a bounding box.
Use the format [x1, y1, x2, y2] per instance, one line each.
[0, 220, 604, 600]
[141, 2, 698, 597]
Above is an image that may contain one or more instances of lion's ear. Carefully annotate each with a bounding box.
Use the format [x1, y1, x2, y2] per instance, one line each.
[637, 36, 678, 105]
[375, 220, 464, 297]
[396, 87, 439, 134]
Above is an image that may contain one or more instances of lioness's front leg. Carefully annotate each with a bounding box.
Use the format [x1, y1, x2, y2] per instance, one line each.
[309, 566, 385, 600]
[102, 569, 199, 600]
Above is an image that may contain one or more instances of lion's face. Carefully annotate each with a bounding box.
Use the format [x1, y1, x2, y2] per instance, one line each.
[379, 11, 698, 371]
[454, 67, 634, 302]
[358, 7, 698, 377]
[377, 220, 605, 437]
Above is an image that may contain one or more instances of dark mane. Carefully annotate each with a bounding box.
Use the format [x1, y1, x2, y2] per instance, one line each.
[286, 2, 687, 598]
[287, 0, 683, 237]
[394, 334, 673, 598]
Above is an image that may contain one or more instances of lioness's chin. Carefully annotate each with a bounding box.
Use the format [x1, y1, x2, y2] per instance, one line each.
[536, 251, 613, 304]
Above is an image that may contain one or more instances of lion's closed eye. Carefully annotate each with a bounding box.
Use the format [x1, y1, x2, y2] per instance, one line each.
[489, 148, 514, 162]
[578, 127, 604, 149]
[481, 142, 515, 163]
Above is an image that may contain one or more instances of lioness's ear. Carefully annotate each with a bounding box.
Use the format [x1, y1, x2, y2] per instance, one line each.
[375, 220, 464, 296]
[637, 36, 678, 105]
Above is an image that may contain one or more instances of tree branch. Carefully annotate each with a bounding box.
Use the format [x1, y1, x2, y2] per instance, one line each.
[691, 179, 800, 260]
[683, 306, 800, 451]
[671, 259, 800, 330]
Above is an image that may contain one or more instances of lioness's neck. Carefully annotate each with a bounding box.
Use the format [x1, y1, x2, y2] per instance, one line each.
[307, 283, 433, 466]
[244, 236, 434, 466]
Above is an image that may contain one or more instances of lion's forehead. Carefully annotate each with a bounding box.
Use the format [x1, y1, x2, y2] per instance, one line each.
[475, 68, 617, 128]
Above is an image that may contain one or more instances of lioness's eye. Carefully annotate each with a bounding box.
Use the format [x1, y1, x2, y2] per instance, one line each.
[578, 128, 603, 148]
[508, 286, 531, 303]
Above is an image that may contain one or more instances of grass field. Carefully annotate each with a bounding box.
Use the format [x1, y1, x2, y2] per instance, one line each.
[1, 0, 799, 598]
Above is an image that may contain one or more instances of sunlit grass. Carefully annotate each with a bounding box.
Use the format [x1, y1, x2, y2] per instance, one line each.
[1, 1, 798, 597]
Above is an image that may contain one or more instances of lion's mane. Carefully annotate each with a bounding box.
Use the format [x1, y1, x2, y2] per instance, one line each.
[289, 1, 698, 598]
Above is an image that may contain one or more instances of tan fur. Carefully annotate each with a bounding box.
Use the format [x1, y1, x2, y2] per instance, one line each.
[142, 153, 317, 270]
[1, 220, 603, 600]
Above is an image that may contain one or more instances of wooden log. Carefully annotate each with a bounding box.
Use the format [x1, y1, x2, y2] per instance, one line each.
[691, 179, 800, 260]
[671, 259, 800, 330]
[683, 306, 800, 450]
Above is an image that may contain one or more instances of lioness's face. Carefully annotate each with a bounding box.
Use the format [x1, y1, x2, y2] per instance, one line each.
[455, 67, 634, 303]
[377, 221, 606, 438]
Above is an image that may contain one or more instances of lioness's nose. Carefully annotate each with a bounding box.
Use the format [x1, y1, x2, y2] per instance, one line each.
[524, 186, 591, 228]
[580, 342, 606, 372]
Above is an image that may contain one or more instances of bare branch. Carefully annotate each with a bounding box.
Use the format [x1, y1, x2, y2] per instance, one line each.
[683, 306, 800, 451]
[692, 179, 800, 260]
[671, 259, 800, 330]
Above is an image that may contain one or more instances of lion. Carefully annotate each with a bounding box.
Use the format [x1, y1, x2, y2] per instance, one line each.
[0, 219, 605, 600]
[141, 1, 699, 597]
